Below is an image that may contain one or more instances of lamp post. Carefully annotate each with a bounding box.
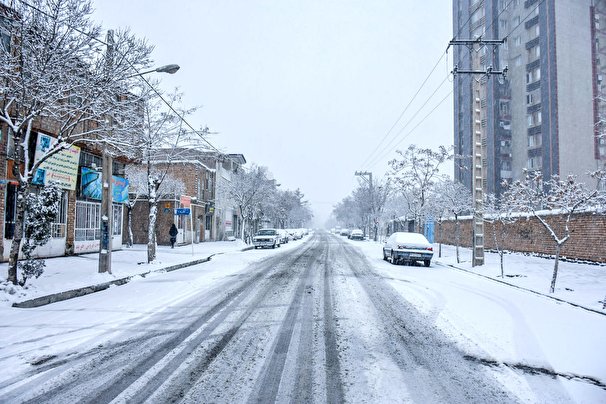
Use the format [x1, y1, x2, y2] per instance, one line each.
[98, 62, 180, 274]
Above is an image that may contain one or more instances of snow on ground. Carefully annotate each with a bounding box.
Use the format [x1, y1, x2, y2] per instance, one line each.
[0, 238, 306, 386]
[1, 234, 605, 402]
[345, 236, 606, 403]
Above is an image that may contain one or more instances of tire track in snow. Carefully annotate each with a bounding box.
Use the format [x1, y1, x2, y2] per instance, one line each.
[338, 240, 516, 403]
[14, 240, 318, 404]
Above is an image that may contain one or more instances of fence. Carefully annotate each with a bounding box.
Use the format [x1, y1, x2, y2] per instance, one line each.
[434, 211, 606, 263]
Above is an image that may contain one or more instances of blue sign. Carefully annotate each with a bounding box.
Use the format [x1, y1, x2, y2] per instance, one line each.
[176, 208, 191, 215]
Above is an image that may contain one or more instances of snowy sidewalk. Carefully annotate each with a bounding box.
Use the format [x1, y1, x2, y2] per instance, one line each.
[433, 244, 606, 314]
[0, 241, 250, 307]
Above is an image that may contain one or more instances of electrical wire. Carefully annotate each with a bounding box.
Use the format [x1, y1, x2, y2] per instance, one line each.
[361, 0, 523, 172]
[15, 0, 244, 169]
[364, 74, 451, 169]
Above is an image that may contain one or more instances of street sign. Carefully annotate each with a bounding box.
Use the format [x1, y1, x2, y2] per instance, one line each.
[180, 195, 191, 208]
[176, 208, 191, 215]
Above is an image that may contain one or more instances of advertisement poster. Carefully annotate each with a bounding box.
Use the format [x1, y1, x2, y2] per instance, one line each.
[81, 167, 130, 203]
[33, 133, 81, 190]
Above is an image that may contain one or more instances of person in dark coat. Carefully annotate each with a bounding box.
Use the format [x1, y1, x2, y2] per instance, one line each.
[169, 223, 178, 248]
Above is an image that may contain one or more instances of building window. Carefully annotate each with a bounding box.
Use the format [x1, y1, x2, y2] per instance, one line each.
[527, 111, 542, 127]
[514, 36, 522, 46]
[51, 191, 68, 238]
[527, 156, 542, 169]
[112, 204, 123, 236]
[75, 201, 101, 241]
[514, 55, 522, 66]
[4, 183, 17, 239]
[514, 16, 521, 26]
[528, 133, 542, 147]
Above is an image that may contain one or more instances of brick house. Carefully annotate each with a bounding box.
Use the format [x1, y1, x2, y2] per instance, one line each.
[128, 150, 246, 246]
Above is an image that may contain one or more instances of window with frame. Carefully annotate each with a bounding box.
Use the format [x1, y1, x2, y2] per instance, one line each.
[528, 133, 542, 147]
[75, 201, 101, 241]
[52, 191, 68, 238]
[4, 183, 17, 239]
[527, 156, 542, 169]
[112, 203, 123, 236]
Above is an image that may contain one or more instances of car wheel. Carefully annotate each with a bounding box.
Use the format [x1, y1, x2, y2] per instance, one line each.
[424, 260, 430, 267]
[391, 251, 398, 265]
[383, 250, 387, 261]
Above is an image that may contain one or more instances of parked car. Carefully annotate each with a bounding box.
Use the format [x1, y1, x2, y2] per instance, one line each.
[253, 229, 281, 249]
[349, 229, 364, 240]
[383, 232, 433, 267]
[288, 229, 303, 240]
[340, 228, 351, 237]
[278, 229, 290, 244]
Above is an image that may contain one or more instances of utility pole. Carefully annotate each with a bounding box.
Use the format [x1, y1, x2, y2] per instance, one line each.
[355, 171, 373, 239]
[450, 37, 507, 267]
[99, 30, 115, 274]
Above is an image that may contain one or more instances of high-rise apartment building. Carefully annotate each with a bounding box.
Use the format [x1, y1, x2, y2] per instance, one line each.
[453, 0, 606, 195]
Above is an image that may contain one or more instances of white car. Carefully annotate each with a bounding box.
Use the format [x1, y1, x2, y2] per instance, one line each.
[349, 229, 364, 240]
[253, 229, 281, 249]
[383, 232, 433, 267]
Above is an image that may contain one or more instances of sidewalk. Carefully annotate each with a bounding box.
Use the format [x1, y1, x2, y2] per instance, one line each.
[0, 240, 250, 308]
[424, 243, 606, 313]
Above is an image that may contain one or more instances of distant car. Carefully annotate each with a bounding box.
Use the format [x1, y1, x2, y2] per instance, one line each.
[383, 232, 433, 267]
[349, 229, 364, 240]
[253, 229, 281, 249]
[288, 229, 303, 240]
[340, 228, 351, 237]
[278, 229, 290, 244]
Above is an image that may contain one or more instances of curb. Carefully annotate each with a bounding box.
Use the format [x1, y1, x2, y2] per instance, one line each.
[12, 255, 214, 309]
[438, 261, 606, 317]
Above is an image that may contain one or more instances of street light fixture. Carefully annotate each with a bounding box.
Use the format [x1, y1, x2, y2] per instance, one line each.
[98, 63, 180, 274]
[127, 64, 180, 78]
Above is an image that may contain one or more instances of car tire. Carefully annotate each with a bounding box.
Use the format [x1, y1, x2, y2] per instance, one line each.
[391, 251, 398, 265]
[383, 250, 387, 261]
[424, 260, 430, 267]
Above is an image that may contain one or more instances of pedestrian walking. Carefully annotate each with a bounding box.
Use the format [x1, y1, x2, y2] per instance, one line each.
[169, 223, 178, 248]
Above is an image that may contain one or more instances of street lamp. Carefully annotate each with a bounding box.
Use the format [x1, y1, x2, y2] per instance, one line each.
[98, 63, 180, 274]
[127, 64, 180, 78]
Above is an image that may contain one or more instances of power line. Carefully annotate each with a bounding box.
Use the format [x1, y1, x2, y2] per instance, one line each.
[370, 89, 453, 170]
[363, 0, 524, 173]
[359, 53, 447, 169]
[360, 1, 518, 173]
[364, 74, 451, 169]
[15, 0, 244, 169]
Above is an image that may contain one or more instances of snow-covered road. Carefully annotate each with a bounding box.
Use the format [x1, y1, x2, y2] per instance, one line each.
[0, 231, 604, 403]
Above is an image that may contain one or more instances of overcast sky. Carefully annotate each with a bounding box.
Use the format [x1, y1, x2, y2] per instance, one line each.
[92, 0, 454, 226]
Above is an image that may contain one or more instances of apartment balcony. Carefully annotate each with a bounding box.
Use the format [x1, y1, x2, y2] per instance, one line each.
[527, 80, 541, 92]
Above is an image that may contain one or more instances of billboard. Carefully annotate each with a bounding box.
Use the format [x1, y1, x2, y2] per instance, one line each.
[80, 167, 130, 203]
[33, 133, 81, 190]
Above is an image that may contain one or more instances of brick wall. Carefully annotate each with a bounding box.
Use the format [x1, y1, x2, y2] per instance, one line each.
[435, 212, 606, 263]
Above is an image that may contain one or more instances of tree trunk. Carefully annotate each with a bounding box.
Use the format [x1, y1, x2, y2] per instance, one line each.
[126, 204, 133, 248]
[438, 222, 442, 258]
[550, 243, 563, 293]
[455, 217, 460, 264]
[147, 199, 157, 263]
[7, 182, 28, 285]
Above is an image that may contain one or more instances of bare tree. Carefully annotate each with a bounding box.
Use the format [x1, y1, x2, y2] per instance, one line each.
[219, 165, 276, 243]
[130, 87, 198, 263]
[389, 144, 453, 233]
[483, 193, 516, 277]
[432, 178, 472, 264]
[503, 170, 605, 293]
[0, 0, 152, 284]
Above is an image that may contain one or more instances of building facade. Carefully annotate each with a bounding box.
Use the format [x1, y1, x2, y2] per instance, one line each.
[453, 0, 606, 195]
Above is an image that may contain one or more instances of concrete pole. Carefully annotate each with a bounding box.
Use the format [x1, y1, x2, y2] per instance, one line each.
[98, 152, 113, 273]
